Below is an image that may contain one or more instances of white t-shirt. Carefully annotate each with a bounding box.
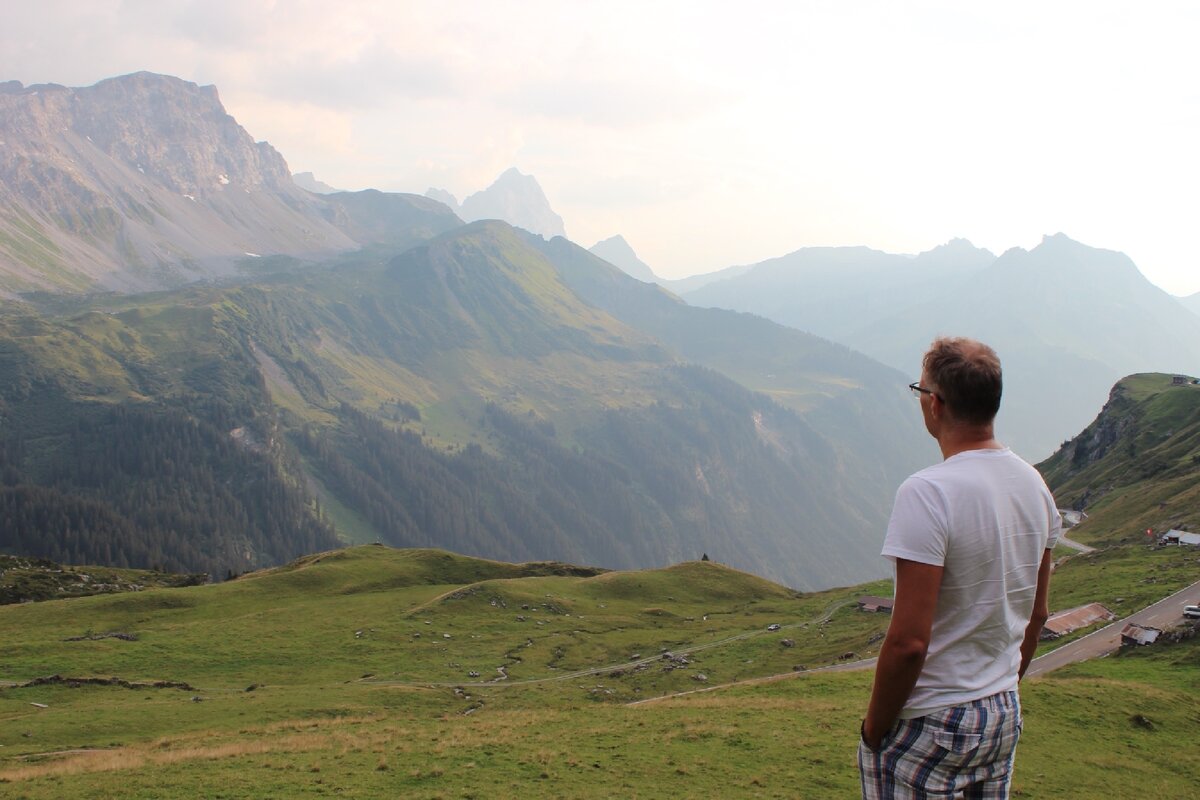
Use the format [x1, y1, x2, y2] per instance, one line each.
[881, 447, 1061, 718]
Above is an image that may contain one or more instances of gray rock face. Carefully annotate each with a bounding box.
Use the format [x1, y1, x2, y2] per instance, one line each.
[458, 168, 566, 239]
[0, 72, 356, 294]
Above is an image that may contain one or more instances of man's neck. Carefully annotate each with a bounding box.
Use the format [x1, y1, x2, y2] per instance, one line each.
[937, 426, 1003, 460]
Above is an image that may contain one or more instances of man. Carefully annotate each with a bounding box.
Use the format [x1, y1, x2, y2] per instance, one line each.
[859, 337, 1059, 799]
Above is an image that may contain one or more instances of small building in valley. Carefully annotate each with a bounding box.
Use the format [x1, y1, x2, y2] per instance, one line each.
[1041, 603, 1115, 640]
[857, 595, 894, 614]
[1160, 530, 1200, 547]
[1120, 623, 1162, 646]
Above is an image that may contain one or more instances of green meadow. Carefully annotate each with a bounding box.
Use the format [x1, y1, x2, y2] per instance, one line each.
[2, 545, 1199, 798]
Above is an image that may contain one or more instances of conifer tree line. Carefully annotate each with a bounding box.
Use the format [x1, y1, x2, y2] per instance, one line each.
[0, 400, 339, 577]
[0, 349, 881, 586]
[287, 366, 878, 585]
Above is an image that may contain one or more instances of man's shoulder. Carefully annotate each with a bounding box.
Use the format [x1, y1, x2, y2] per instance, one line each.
[906, 449, 1048, 492]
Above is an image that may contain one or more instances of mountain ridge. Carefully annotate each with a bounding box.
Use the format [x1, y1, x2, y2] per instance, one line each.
[0, 219, 929, 589]
[1038, 372, 1200, 545]
[0, 72, 360, 293]
[681, 233, 1200, 460]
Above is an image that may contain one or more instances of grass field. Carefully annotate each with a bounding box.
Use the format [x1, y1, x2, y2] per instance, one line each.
[2, 545, 1199, 798]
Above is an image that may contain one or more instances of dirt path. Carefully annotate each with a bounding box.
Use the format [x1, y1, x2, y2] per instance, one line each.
[626, 656, 877, 706]
[364, 599, 853, 690]
[629, 577, 1200, 705]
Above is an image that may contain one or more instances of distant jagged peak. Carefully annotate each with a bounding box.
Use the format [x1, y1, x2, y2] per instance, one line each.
[1040, 231, 1078, 247]
[1032, 232, 1128, 262]
[918, 237, 991, 256]
[458, 167, 566, 240]
[293, 172, 342, 194]
[491, 166, 542, 190]
[588, 235, 658, 282]
[424, 187, 460, 212]
[1024, 232, 1144, 280]
[912, 237, 996, 271]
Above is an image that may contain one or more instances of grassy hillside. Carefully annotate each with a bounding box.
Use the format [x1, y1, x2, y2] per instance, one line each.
[1040, 373, 1200, 546]
[1, 545, 1197, 798]
[1, 220, 930, 589]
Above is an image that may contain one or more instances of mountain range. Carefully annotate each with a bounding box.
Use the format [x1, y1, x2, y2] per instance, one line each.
[679, 234, 1200, 460]
[8, 69, 1194, 591]
[0, 72, 938, 590]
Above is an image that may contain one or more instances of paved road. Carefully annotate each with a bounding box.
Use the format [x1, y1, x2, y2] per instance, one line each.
[1056, 534, 1096, 554]
[1025, 578, 1200, 677]
[1056, 509, 1095, 554]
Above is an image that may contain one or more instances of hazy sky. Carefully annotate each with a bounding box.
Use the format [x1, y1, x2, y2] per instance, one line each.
[4, 1, 1199, 294]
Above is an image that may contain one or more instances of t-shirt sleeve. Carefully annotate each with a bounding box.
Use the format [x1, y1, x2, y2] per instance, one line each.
[1045, 500, 1063, 550]
[881, 476, 947, 567]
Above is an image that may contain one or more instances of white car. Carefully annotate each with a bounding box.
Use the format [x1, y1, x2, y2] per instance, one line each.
[767, 623, 781, 631]
[1184, 605, 1200, 619]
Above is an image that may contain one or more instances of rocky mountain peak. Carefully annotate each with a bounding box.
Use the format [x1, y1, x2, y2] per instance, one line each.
[0, 71, 356, 293]
[912, 238, 996, 272]
[588, 235, 658, 282]
[424, 187, 460, 212]
[1, 71, 295, 198]
[458, 168, 566, 239]
[83, 72, 292, 195]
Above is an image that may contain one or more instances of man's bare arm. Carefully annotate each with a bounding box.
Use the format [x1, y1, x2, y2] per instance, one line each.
[1018, 548, 1053, 679]
[862, 558, 943, 747]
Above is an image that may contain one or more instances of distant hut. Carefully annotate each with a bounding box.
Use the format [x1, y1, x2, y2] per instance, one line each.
[1040, 603, 1115, 640]
[1160, 530, 1200, 547]
[1120, 623, 1161, 646]
[857, 595, 894, 614]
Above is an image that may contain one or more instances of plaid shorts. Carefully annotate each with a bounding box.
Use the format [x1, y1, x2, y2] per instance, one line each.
[858, 690, 1022, 799]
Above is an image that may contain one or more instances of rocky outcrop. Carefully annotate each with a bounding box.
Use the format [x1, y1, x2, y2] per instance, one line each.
[1055, 383, 1137, 474]
[0, 72, 357, 293]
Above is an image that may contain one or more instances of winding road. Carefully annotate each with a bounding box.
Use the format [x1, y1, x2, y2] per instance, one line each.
[1024, 578, 1200, 677]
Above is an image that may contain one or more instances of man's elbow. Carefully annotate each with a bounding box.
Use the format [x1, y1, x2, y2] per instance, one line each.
[884, 634, 930, 665]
